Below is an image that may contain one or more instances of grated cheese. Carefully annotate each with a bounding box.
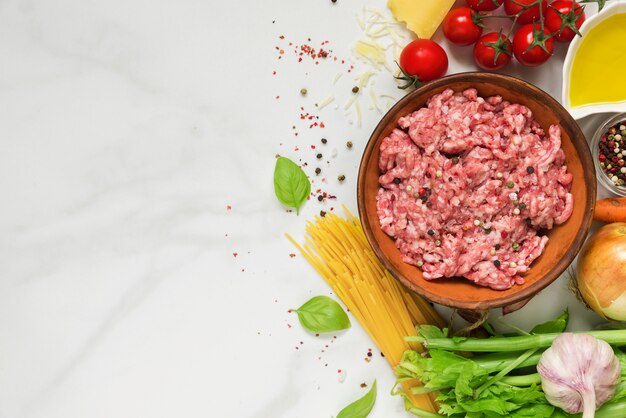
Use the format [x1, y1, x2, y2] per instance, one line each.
[317, 96, 335, 111]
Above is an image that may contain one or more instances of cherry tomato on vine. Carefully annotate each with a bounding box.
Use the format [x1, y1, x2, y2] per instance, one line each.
[443, 7, 483, 46]
[398, 39, 448, 86]
[473, 32, 513, 70]
[504, 0, 548, 25]
[545, 0, 586, 42]
[466, 0, 502, 12]
[512, 23, 555, 66]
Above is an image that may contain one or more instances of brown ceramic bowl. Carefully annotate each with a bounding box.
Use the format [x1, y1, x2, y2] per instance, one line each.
[357, 72, 595, 311]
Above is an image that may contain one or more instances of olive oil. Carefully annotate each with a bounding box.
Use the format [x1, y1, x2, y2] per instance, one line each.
[570, 13, 626, 108]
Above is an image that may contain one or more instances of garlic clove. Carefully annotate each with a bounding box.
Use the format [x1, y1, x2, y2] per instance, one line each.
[538, 333, 621, 418]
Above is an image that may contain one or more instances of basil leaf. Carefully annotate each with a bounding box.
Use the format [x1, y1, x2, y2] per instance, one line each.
[530, 309, 568, 335]
[293, 296, 350, 333]
[273, 156, 311, 215]
[337, 380, 377, 418]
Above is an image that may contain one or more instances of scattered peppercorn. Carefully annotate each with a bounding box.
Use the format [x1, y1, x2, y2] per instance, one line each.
[320, 210, 327, 217]
[352, 86, 359, 93]
[332, 0, 337, 3]
[321, 138, 327, 144]
[519, 203, 527, 209]
[393, 178, 401, 184]
[338, 174, 346, 182]
[317, 195, 323, 202]
[427, 229, 435, 236]
[526, 166, 535, 174]
[315, 167, 321, 175]
[494, 260, 501, 267]
[367, 352, 372, 357]
[346, 141, 353, 149]
[300, 88, 308, 96]
[495, 244, 501, 250]
[316, 153, 322, 159]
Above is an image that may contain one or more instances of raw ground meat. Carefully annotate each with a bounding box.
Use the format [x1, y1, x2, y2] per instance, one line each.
[376, 88, 574, 290]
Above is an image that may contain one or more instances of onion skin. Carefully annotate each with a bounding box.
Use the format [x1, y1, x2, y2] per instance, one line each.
[576, 223, 626, 321]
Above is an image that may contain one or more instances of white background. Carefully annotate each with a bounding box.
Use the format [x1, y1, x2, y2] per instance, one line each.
[0, 0, 610, 417]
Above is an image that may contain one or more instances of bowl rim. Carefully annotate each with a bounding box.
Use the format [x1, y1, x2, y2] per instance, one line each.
[590, 112, 626, 196]
[562, 0, 626, 120]
[357, 71, 596, 310]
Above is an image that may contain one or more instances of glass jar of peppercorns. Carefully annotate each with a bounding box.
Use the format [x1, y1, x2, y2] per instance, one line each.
[592, 113, 626, 197]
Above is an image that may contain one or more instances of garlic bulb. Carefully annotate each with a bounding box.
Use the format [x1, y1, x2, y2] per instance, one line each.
[537, 333, 621, 418]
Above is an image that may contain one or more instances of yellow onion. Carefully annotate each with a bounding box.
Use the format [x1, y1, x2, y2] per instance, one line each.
[576, 222, 626, 321]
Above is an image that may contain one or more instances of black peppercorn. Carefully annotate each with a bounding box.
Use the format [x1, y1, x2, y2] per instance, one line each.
[393, 178, 401, 184]
[315, 167, 321, 175]
[526, 166, 535, 174]
[316, 153, 322, 159]
[494, 260, 501, 267]
[321, 138, 327, 144]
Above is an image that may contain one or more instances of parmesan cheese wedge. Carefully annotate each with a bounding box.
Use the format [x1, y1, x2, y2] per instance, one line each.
[388, 0, 454, 39]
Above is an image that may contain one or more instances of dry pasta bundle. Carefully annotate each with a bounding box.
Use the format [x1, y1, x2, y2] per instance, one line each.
[287, 208, 445, 412]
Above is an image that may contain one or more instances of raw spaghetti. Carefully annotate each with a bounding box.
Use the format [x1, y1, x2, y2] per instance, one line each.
[287, 208, 444, 412]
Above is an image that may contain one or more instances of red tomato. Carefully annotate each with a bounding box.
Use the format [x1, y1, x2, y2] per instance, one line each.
[504, 0, 548, 25]
[473, 32, 513, 70]
[443, 7, 483, 46]
[512, 23, 555, 66]
[399, 40, 448, 83]
[466, 0, 502, 11]
[545, 0, 586, 42]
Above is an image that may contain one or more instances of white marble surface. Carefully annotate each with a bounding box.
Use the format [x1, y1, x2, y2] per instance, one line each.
[0, 1, 611, 417]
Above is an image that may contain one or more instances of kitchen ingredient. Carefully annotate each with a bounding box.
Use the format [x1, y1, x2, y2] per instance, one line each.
[581, 0, 608, 11]
[466, 0, 502, 11]
[596, 121, 626, 188]
[594, 198, 626, 223]
[287, 209, 444, 412]
[442, 7, 483, 46]
[337, 380, 377, 418]
[274, 156, 311, 215]
[545, 0, 586, 42]
[512, 23, 555, 66]
[473, 31, 513, 70]
[399, 316, 626, 418]
[504, 0, 548, 25]
[568, 13, 626, 109]
[388, 0, 455, 39]
[576, 223, 626, 321]
[377, 88, 573, 290]
[292, 295, 351, 333]
[397, 40, 448, 89]
[538, 333, 621, 417]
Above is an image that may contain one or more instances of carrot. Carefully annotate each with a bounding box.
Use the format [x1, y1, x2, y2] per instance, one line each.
[594, 197, 626, 223]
